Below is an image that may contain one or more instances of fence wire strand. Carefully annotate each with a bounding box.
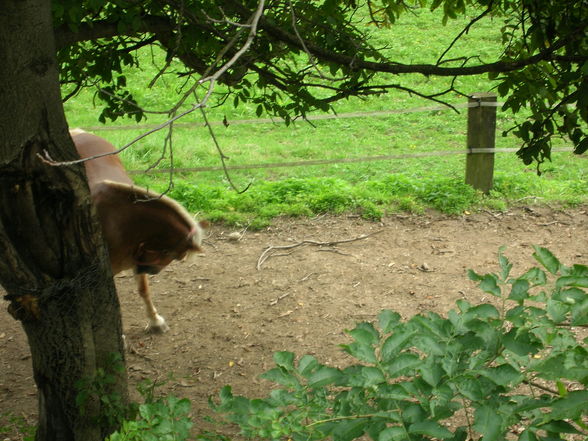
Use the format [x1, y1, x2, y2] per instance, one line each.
[80, 100, 576, 176]
[128, 147, 575, 176]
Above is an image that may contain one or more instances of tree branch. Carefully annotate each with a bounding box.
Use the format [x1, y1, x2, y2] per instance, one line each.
[54, 4, 587, 82]
[256, 14, 585, 77]
[436, 1, 494, 65]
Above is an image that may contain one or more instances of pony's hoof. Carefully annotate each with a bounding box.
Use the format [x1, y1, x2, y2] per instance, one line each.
[146, 314, 170, 333]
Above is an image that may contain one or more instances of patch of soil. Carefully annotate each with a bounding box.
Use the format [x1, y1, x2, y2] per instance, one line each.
[1, 206, 587, 436]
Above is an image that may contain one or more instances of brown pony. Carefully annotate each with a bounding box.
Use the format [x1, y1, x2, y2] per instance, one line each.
[71, 128, 205, 332]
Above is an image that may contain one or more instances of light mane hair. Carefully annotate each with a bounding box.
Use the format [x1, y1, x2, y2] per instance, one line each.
[101, 180, 203, 246]
[69, 128, 86, 136]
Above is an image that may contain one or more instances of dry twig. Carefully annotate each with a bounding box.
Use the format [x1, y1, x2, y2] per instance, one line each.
[256, 230, 383, 270]
[269, 293, 290, 305]
[538, 221, 569, 226]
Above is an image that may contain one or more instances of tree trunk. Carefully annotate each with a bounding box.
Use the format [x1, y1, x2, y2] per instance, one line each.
[0, 1, 128, 440]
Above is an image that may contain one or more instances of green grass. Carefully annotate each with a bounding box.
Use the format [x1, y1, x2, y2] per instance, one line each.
[0, 413, 35, 441]
[63, 7, 587, 228]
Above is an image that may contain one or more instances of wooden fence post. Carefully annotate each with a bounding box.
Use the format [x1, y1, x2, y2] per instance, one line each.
[465, 92, 497, 194]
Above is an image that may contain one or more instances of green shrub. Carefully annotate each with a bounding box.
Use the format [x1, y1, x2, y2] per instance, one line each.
[99, 247, 586, 440]
[209, 247, 588, 441]
[0, 413, 35, 441]
[106, 396, 192, 441]
[391, 195, 425, 213]
[358, 201, 383, 221]
[414, 179, 479, 214]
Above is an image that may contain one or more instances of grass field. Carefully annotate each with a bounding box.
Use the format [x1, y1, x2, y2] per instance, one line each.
[63, 7, 587, 228]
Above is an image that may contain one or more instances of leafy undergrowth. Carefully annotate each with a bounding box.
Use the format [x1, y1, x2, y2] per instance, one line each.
[135, 172, 586, 229]
[104, 247, 588, 441]
[145, 175, 479, 229]
[0, 413, 35, 441]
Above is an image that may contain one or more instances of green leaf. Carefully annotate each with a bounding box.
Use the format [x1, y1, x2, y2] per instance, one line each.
[297, 354, 319, 377]
[455, 377, 485, 401]
[378, 383, 413, 400]
[463, 319, 499, 347]
[402, 403, 426, 423]
[455, 299, 472, 313]
[378, 426, 406, 441]
[139, 402, 154, 421]
[497, 80, 510, 97]
[508, 279, 530, 301]
[268, 388, 296, 406]
[379, 310, 402, 333]
[569, 264, 588, 277]
[555, 287, 588, 304]
[571, 297, 588, 325]
[273, 351, 295, 370]
[550, 390, 588, 420]
[428, 384, 459, 419]
[333, 419, 368, 441]
[342, 365, 385, 387]
[348, 323, 379, 346]
[408, 421, 453, 439]
[556, 275, 588, 288]
[384, 353, 421, 378]
[260, 367, 299, 388]
[540, 420, 580, 434]
[467, 269, 486, 282]
[219, 385, 233, 402]
[361, 366, 386, 386]
[533, 246, 561, 274]
[503, 329, 540, 356]
[476, 274, 502, 297]
[556, 380, 568, 397]
[473, 406, 503, 441]
[511, 396, 553, 413]
[420, 360, 444, 387]
[415, 335, 446, 356]
[520, 267, 547, 286]
[340, 341, 377, 364]
[534, 351, 588, 382]
[498, 247, 513, 281]
[481, 363, 523, 387]
[449, 427, 468, 441]
[466, 303, 500, 319]
[547, 298, 569, 323]
[381, 331, 416, 362]
[169, 396, 191, 415]
[430, 0, 444, 11]
[308, 366, 342, 388]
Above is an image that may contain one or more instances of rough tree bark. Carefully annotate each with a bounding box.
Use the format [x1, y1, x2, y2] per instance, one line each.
[0, 1, 128, 440]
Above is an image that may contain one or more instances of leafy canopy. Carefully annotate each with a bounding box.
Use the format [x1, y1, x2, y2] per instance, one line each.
[54, 0, 588, 166]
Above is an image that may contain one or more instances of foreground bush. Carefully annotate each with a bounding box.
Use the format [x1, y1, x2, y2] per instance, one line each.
[108, 247, 587, 441]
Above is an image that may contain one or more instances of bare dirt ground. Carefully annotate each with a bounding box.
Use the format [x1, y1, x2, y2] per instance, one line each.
[1, 206, 587, 437]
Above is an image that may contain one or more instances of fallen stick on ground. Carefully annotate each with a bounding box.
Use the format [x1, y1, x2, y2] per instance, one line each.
[256, 230, 383, 270]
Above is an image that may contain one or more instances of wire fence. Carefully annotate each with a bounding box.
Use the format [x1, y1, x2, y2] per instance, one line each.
[125, 147, 575, 176]
[82, 96, 576, 191]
